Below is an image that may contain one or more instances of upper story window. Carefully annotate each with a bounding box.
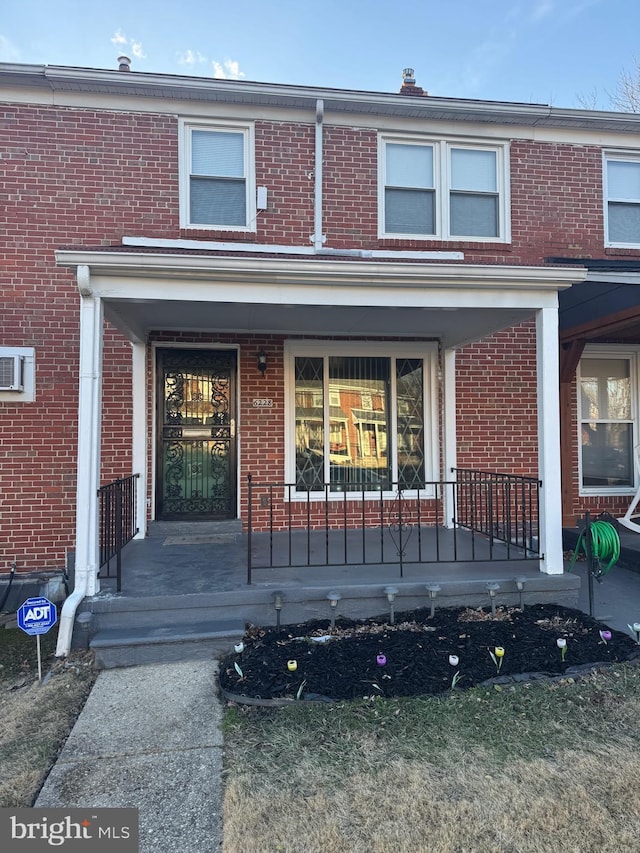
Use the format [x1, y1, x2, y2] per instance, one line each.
[379, 136, 509, 242]
[179, 121, 255, 230]
[605, 152, 640, 247]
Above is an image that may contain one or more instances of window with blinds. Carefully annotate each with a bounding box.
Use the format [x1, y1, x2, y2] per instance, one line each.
[605, 154, 640, 246]
[380, 137, 508, 241]
[180, 122, 254, 229]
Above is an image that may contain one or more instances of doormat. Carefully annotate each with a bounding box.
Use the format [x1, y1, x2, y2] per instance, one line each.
[163, 534, 239, 546]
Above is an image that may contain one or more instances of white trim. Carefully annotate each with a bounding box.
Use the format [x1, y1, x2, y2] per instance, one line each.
[132, 342, 147, 539]
[121, 236, 464, 260]
[603, 149, 640, 249]
[56, 250, 585, 292]
[536, 306, 563, 575]
[178, 118, 256, 232]
[443, 347, 457, 529]
[577, 345, 638, 497]
[378, 134, 510, 242]
[283, 340, 438, 501]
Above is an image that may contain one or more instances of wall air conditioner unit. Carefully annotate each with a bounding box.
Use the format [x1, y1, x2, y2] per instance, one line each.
[0, 355, 24, 391]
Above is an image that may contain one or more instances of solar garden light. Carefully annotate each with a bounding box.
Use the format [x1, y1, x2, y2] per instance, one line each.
[383, 585, 399, 625]
[514, 577, 527, 610]
[425, 583, 441, 618]
[273, 592, 283, 629]
[327, 591, 342, 629]
[486, 582, 500, 615]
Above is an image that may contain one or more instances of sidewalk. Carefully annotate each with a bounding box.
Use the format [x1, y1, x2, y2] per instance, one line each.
[35, 660, 223, 853]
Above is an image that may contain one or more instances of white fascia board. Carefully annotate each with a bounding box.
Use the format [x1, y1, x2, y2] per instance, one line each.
[57, 250, 585, 293]
[585, 271, 640, 285]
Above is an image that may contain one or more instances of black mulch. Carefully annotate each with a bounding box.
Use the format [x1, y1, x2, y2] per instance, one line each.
[218, 604, 640, 703]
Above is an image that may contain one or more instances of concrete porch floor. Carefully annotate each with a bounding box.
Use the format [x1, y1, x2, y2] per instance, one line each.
[78, 521, 582, 666]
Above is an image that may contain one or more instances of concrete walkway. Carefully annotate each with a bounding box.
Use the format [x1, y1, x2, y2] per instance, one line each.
[35, 660, 223, 853]
[34, 560, 640, 853]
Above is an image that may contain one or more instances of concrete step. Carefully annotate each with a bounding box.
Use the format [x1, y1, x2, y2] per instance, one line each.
[89, 619, 245, 668]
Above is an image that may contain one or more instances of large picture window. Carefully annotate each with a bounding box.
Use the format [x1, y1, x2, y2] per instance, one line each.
[579, 353, 635, 491]
[287, 343, 436, 494]
[380, 137, 508, 241]
[180, 121, 255, 230]
[605, 153, 640, 246]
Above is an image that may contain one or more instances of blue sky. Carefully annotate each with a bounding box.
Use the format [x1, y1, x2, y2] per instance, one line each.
[1, 0, 638, 109]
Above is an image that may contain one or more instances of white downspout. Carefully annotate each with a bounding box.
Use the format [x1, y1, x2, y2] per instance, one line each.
[312, 99, 325, 251]
[56, 270, 103, 656]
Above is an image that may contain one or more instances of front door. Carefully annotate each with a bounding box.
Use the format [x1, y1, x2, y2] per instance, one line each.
[156, 348, 237, 520]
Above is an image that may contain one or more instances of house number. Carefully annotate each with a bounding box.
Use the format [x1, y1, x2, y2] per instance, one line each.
[252, 398, 273, 408]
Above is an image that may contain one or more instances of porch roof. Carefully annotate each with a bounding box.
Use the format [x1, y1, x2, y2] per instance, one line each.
[56, 249, 585, 350]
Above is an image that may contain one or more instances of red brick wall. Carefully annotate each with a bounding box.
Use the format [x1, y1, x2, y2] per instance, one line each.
[456, 322, 539, 477]
[1, 99, 636, 569]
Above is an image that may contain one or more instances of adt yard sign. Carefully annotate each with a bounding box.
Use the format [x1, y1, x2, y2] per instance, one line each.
[17, 596, 57, 636]
[17, 597, 57, 682]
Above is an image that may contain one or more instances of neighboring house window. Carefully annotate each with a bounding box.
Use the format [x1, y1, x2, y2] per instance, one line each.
[380, 137, 508, 241]
[578, 351, 636, 492]
[180, 121, 255, 230]
[605, 152, 640, 246]
[286, 342, 437, 495]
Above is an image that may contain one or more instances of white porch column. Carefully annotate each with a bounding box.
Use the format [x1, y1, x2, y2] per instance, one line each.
[442, 347, 457, 528]
[131, 341, 147, 539]
[536, 305, 563, 574]
[56, 281, 103, 656]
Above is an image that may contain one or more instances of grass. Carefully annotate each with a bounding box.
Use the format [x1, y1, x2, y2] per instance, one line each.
[0, 619, 96, 807]
[222, 663, 640, 852]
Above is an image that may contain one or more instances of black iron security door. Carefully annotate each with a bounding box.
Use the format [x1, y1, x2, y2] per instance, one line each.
[156, 349, 237, 520]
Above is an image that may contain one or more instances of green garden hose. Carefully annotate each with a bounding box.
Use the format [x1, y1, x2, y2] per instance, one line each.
[567, 520, 621, 578]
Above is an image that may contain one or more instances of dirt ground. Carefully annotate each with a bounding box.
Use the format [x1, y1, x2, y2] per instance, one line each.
[219, 604, 640, 701]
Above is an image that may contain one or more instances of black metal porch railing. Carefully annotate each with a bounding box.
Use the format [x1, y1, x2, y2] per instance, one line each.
[246, 470, 541, 583]
[452, 468, 540, 556]
[98, 474, 139, 592]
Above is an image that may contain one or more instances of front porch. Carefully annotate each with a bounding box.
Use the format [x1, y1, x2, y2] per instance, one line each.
[80, 520, 581, 667]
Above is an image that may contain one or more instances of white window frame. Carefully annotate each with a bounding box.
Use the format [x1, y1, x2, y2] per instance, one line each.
[578, 345, 638, 496]
[284, 340, 439, 500]
[378, 135, 510, 242]
[179, 119, 256, 231]
[603, 150, 640, 248]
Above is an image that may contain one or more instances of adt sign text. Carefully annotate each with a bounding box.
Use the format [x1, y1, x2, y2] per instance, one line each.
[17, 596, 57, 636]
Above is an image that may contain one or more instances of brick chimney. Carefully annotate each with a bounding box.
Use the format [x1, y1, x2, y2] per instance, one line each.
[399, 68, 427, 96]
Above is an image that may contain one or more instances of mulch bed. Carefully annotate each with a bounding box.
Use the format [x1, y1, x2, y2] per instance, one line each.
[218, 604, 640, 703]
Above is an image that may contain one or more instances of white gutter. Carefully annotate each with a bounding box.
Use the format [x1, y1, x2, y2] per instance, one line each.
[313, 99, 325, 251]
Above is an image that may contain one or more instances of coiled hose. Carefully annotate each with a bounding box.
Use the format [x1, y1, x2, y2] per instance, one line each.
[567, 520, 621, 578]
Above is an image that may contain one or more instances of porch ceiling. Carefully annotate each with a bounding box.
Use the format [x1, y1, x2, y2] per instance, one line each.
[103, 298, 535, 349]
[57, 250, 585, 349]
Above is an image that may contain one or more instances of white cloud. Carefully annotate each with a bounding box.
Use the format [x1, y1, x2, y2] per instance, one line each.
[531, 0, 554, 21]
[131, 41, 146, 60]
[178, 49, 208, 66]
[111, 30, 128, 47]
[212, 59, 245, 80]
[110, 30, 145, 62]
[0, 34, 20, 62]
